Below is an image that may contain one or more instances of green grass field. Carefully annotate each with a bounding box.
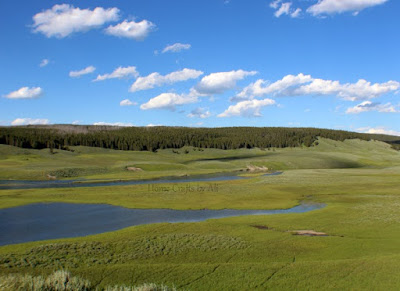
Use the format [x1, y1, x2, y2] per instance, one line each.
[1, 138, 399, 181]
[1, 138, 400, 290]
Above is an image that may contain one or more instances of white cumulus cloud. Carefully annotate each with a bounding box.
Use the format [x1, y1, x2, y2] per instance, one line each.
[218, 99, 276, 118]
[5, 87, 43, 99]
[130, 68, 203, 92]
[235, 73, 312, 101]
[195, 70, 257, 95]
[140, 90, 200, 111]
[358, 127, 400, 137]
[120, 99, 137, 106]
[11, 118, 49, 126]
[105, 20, 155, 40]
[236, 73, 399, 101]
[32, 4, 120, 38]
[69, 66, 96, 78]
[187, 108, 212, 119]
[346, 101, 398, 114]
[94, 66, 139, 81]
[294, 79, 399, 101]
[162, 43, 191, 53]
[307, 0, 388, 16]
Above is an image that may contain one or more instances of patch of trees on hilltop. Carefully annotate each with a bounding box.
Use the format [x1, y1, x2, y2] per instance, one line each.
[0, 125, 399, 152]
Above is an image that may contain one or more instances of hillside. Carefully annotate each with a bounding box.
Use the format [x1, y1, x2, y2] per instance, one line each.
[1, 125, 399, 152]
[0, 137, 399, 181]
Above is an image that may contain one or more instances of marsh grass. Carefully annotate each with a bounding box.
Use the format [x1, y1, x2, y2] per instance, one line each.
[0, 234, 247, 270]
[0, 270, 176, 291]
[0, 270, 91, 290]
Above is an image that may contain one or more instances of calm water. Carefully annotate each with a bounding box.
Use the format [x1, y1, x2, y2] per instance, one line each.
[0, 172, 283, 190]
[263, 171, 283, 176]
[0, 174, 247, 190]
[0, 202, 323, 246]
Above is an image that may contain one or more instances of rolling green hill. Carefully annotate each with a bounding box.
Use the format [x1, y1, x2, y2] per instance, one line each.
[0, 137, 399, 181]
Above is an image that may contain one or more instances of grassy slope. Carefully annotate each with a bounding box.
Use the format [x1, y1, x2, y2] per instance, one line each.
[0, 138, 399, 181]
[0, 138, 400, 290]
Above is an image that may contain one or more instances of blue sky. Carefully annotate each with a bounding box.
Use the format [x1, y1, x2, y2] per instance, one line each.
[1, 0, 399, 135]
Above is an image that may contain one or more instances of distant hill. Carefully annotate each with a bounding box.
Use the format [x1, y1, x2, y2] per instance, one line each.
[0, 125, 399, 151]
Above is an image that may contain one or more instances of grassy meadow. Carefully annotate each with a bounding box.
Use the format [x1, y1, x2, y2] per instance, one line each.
[1, 138, 400, 290]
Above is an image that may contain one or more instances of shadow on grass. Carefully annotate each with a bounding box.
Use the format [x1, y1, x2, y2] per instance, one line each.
[183, 153, 275, 164]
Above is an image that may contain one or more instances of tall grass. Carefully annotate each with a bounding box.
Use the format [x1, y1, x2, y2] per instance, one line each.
[0, 270, 91, 290]
[0, 270, 175, 291]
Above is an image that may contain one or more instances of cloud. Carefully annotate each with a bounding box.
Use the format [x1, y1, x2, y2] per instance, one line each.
[270, 0, 282, 9]
[69, 66, 96, 78]
[275, 2, 292, 17]
[11, 118, 49, 126]
[235, 73, 312, 101]
[94, 66, 139, 81]
[358, 127, 400, 137]
[39, 59, 49, 67]
[294, 79, 399, 101]
[218, 98, 276, 117]
[130, 68, 203, 92]
[346, 101, 398, 114]
[5, 87, 43, 99]
[146, 123, 162, 127]
[187, 108, 212, 119]
[291, 8, 302, 18]
[120, 99, 137, 106]
[105, 20, 155, 40]
[32, 4, 119, 38]
[236, 73, 399, 101]
[93, 122, 134, 126]
[195, 70, 257, 95]
[140, 90, 200, 111]
[307, 0, 388, 16]
[162, 43, 191, 53]
[270, 1, 302, 18]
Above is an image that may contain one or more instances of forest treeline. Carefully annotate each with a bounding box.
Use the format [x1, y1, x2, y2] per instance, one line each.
[0, 125, 399, 151]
